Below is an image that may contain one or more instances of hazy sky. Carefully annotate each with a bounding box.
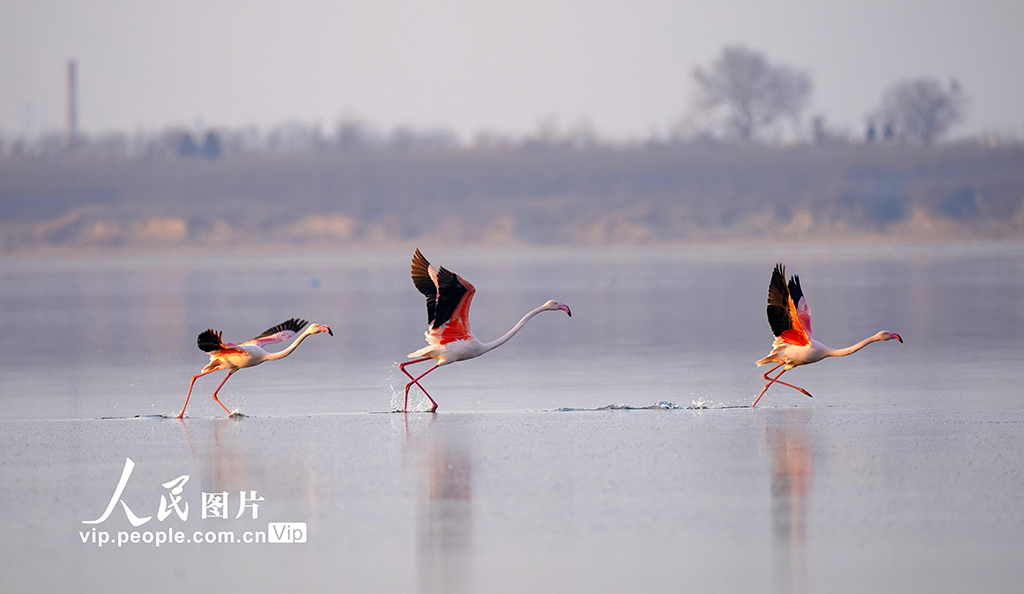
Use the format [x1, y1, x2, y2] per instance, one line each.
[2, 0, 1022, 141]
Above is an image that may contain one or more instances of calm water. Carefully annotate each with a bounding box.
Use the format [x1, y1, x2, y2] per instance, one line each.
[1, 243, 1023, 593]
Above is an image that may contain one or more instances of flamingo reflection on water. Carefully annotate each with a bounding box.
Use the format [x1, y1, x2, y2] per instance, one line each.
[754, 264, 902, 407]
[177, 318, 333, 418]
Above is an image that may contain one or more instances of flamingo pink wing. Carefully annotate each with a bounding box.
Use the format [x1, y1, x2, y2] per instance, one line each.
[429, 277, 476, 344]
[794, 296, 813, 339]
[766, 265, 810, 347]
[241, 330, 297, 348]
[240, 318, 308, 347]
[412, 250, 476, 345]
[787, 275, 813, 339]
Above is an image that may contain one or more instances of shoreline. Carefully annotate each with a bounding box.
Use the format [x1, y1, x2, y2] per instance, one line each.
[2, 235, 1023, 268]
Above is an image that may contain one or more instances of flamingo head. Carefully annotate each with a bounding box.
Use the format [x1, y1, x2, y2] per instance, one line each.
[879, 331, 902, 343]
[543, 300, 571, 317]
[312, 324, 334, 336]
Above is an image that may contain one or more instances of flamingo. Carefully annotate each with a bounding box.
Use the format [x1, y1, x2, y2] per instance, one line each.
[177, 318, 333, 418]
[399, 248, 571, 412]
[753, 264, 902, 407]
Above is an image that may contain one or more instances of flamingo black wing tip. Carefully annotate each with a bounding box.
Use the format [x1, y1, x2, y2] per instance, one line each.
[288, 318, 310, 332]
[197, 329, 224, 352]
[787, 274, 804, 305]
[257, 318, 308, 340]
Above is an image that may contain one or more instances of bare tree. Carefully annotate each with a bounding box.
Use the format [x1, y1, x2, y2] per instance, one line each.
[877, 78, 968, 144]
[692, 46, 811, 142]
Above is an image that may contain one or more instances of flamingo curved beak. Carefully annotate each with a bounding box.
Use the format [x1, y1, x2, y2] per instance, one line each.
[558, 303, 571, 317]
[321, 325, 334, 336]
[893, 333, 902, 343]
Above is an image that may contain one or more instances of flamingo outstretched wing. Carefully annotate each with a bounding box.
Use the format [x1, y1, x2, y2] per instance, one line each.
[241, 318, 309, 348]
[411, 249, 440, 326]
[411, 249, 476, 344]
[766, 264, 810, 347]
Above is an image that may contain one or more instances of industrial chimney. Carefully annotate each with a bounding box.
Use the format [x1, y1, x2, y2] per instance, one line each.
[65, 59, 78, 143]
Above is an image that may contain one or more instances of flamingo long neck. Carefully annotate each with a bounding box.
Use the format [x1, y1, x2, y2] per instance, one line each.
[826, 334, 884, 358]
[480, 305, 550, 354]
[263, 328, 316, 361]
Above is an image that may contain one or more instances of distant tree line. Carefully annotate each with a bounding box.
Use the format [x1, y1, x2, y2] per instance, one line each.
[0, 119, 465, 161]
[0, 44, 987, 162]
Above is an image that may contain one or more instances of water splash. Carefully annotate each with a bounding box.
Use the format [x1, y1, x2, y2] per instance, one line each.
[555, 399, 725, 412]
[386, 361, 434, 413]
[555, 401, 678, 411]
[689, 397, 719, 409]
[386, 362, 403, 412]
[601, 401, 684, 410]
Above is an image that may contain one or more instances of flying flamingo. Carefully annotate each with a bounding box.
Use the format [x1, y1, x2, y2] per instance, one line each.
[177, 318, 333, 418]
[399, 249, 571, 412]
[753, 264, 902, 407]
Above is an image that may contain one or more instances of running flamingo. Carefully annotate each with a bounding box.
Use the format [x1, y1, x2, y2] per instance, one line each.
[400, 249, 571, 412]
[753, 264, 902, 407]
[177, 318, 332, 418]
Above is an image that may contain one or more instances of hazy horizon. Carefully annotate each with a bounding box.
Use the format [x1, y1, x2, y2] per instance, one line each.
[2, 0, 1023, 141]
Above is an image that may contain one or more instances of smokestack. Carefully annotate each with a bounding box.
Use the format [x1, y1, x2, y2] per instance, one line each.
[65, 59, 78, 143]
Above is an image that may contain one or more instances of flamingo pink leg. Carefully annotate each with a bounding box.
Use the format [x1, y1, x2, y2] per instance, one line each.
[753, 364, 812, 407]
[766, 370, 813, 399]
[210, 369, 238, 416]
[752, 363, 784, 408]
[404, 363, 440, 413]
[177, 369, 219, 419]
[399, 357, 433, 398]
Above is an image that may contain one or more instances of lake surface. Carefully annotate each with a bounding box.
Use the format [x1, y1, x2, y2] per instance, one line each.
[1, 242, 1023, 593]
